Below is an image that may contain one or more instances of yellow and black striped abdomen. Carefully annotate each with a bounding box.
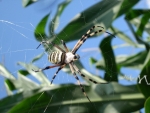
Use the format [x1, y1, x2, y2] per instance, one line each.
[48, 51, 65, 64]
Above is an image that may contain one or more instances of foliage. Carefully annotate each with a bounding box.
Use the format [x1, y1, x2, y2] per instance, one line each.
[0, 0, 150, 112]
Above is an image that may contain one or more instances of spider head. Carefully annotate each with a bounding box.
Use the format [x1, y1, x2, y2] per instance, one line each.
[73, 54, 80, 61]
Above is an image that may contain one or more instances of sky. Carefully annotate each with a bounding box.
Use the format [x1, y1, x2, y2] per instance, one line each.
[0, 0, 150, 112]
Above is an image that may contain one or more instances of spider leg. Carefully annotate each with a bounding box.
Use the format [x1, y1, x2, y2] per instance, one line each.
[69, 63, 98, 112]
[71, 25, 115, 54]
[71, 26, 104, 54]
[36, 41, 66, 53]
[50, 64, 66, 84]
[72, 63, 108, 84]
[69, 63, 91, 102]
[69, 63, 92, 103]
[61, 40, 69, 52]
[32, 64, 61, 72]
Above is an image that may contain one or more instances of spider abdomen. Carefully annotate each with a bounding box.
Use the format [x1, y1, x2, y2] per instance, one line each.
[48, 51, 65, 64]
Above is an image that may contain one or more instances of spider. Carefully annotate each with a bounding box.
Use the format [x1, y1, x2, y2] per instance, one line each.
[32, 25, 115, 108]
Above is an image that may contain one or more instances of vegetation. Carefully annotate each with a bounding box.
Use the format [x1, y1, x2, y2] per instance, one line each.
[0, 0, 150, 112]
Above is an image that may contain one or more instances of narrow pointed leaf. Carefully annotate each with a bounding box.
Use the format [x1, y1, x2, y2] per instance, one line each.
[0, 64, 15, 80]
[5, 79, 16, 91]
[4, 82, 13, 96]
[22, 0, 38, 7]
[18, 70, 30, 76]
[49, 0, 71, 34]
[17, 71, 39, 90]
[118, 51, 147, 68]
[89, 57, 97, 65]
[17, 62, 50, 85]
[5, 73, 39, 91]
[100, 36, 118, 81]
[136, 13, 150, 36]
[125, 9, 150, 20]
[31, 52, 44, 63]
[130, 18, 150, 36]
[110, 26, 137, 46]
[95, 51, 147, 71]
[34, 14, 49, 41]
[126, 20, 150, 50]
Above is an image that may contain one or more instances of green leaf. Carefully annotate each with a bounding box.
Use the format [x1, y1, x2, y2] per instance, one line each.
[4, 71, 39, 91]
[0, 64, 15, 80]
[22, 0, 37, 7]
[34, 14, 49, 41]
[118, 51, 147, 69]
[99, 36, 118, 82]
[4, 82, 13, 96]
[18, 70, 30, 76]
[126, 20, 150, 50]
[51, 0, 123, 43]
[116, 0, 139, 18]
[17, 71, 39, 91]
[110, 26, 137, 46]
[138, 50, 150, 98]
[49, 0, 139, 44]
[49, 0, 71, 35]
[95, 60, 105, 70]
[125, 9, 150, 20]
[130, 18, 150, 36]
[89, 57, 97, 65]
[31, 52, 44, 63]
[145, 97, 150, 113]
[0, 64, 19, 91]
[94, 51, 147, 76]
[136, 13, 150, 36]
[17, 62, 50, 85]
[5, 79, 16, 91]
[0, 85, 46, 113]
[6, 83, 144, 113]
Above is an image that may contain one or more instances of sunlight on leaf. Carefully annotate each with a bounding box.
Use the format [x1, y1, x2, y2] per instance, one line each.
[22, 0, 37, 7]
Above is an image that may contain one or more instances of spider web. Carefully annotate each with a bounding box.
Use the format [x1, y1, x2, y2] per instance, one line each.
[0, 0, 148, 113]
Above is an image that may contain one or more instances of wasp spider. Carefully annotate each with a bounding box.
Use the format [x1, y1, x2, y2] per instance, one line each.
[32, 25, 115, 107]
